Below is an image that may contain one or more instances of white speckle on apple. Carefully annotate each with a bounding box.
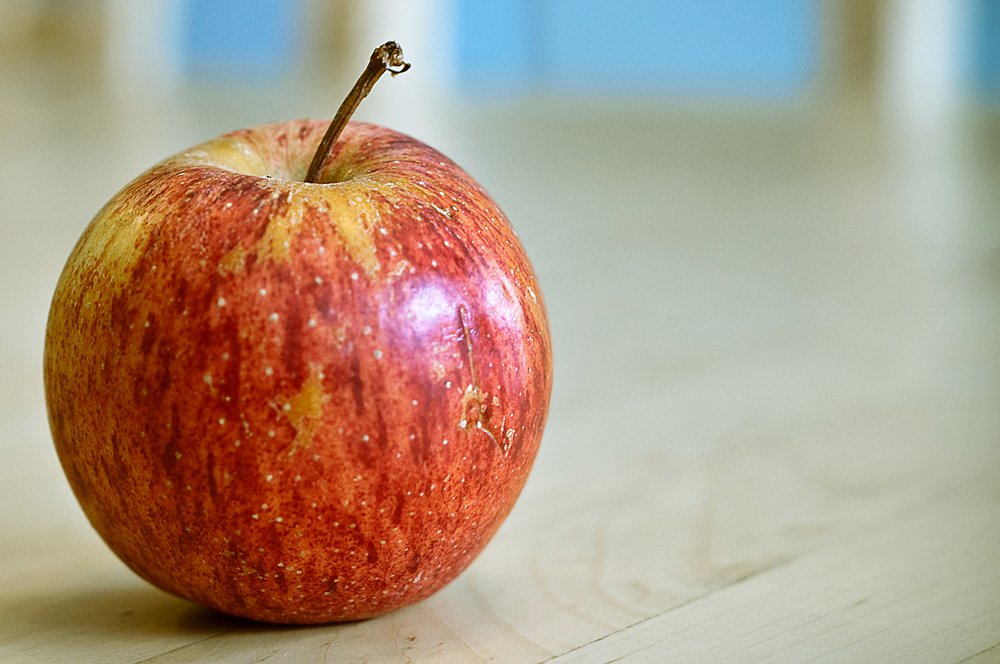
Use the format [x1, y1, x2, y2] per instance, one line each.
[260, 288, 267, 296]
[308, 318, 317, 327]
[270, 313, 279, 321]
[264, 367, 273, 376]
[373, 349, 383, 359]
[351, 272, 359, 281]
[315, 277, 323, 284]
[217, 297, 226, 307]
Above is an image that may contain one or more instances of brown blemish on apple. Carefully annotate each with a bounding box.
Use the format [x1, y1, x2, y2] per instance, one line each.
[277, 369, 327, 453]
[456, 304, 501, 450]
[430, 360, 445, 381]
[387, 258, 414, 280]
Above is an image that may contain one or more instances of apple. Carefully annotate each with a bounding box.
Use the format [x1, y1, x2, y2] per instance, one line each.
[43, 43, 552, 624]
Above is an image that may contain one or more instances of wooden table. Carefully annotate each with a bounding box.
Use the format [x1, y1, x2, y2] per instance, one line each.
[2, 56, 999, 662]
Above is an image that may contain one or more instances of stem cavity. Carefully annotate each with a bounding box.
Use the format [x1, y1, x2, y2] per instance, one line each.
[304, 41, 411, 184]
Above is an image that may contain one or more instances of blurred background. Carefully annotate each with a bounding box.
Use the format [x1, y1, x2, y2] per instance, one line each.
[2, 0, 999, 570]
[2, 0, 999, 169]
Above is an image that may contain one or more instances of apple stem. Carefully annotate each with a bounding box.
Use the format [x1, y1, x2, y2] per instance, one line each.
[304, 41, 411, 184]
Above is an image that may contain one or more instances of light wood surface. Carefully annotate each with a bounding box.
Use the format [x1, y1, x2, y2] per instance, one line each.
[2, 50, 999, 662]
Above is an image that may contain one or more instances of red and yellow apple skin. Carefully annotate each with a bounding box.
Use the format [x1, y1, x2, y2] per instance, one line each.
[43, 120, 552, 624]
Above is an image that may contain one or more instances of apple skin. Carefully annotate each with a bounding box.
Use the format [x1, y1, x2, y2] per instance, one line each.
[43, 119, 552, 624]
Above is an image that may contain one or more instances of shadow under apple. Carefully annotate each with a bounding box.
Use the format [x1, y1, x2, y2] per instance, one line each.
[1, 577, 327, 660]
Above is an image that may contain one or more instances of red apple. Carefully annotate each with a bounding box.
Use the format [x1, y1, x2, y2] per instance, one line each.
[43, 72, 551, 621]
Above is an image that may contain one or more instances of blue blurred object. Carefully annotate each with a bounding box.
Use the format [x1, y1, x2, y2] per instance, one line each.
[972, 0, 1000, 98]
[181, 0, 303, 81]
[454, 0, 540, 95]
[455, 0, 820, 97]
